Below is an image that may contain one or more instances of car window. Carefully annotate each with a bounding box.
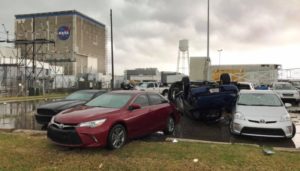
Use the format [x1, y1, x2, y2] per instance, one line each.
[274, 83, 295, 90]
[147, 83, 154, 88]
[86, 93, 132, 108]
[237, 93, 283, 106]
[148, 94, 166, 105]
[238, 84, 251, 90]
[133, 95, 149, 107]
[93, 91, 106, 98]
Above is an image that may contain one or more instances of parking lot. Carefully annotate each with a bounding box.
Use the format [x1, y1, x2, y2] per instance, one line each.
[1, 99, 300, 149]
[142, 107, 300, 149]
[173, 112, 300, 148]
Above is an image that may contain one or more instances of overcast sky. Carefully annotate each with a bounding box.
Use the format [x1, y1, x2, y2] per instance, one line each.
[0, 0, 300, 75]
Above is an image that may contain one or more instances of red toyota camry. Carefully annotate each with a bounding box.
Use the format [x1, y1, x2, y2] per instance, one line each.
[47, 91, 180, 149]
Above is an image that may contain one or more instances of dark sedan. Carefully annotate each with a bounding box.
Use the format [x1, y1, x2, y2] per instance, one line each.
[35, 90, 106, 126]
[47, 91, 180, 149]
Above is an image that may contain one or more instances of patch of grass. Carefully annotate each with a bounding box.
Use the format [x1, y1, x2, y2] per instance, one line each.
[0, 132, 299, 170]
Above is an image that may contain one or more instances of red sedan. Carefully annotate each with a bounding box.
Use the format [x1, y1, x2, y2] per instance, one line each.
[47, 91, 180, 149]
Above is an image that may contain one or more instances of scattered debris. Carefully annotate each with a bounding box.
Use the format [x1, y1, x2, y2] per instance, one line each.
[172, 139, 178, 143]
[263, 146, 275, 155]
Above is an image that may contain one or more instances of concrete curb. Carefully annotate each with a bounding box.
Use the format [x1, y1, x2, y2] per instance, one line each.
[166, 137, 300, 153]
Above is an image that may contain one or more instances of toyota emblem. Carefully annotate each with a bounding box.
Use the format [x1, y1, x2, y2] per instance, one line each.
[58, 124, 64, 129]
[259, 119, 265, 123]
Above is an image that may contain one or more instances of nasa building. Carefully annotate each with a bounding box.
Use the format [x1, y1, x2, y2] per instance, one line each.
[15, 10, 106, 75]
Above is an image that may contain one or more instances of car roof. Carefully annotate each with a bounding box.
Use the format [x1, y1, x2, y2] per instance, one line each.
[273, 82, 289, 84]
[239, 90, 275, 94]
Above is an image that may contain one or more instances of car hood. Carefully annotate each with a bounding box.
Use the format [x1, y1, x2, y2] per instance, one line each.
[55, 106, 120, 124]
[38, 99, 86, 111]
[236, 105, 288, 121]
[273, 90, 298, 94]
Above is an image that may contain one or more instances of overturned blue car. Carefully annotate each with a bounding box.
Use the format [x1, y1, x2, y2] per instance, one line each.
[168, 74, 238, 122]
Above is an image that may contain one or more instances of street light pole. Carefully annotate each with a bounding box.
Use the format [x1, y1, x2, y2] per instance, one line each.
[207, 0, 210, 59]
[218, 49, 223, 66]
[110, 9, 114, 90]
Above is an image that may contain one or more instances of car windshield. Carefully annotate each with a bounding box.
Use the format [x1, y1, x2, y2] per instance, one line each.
[85, 93, 132, 108]
[139, 83, 148, 88]
[237, 93, 282, 106]
[65, 91, 96, 101]
[274, 83, 295, 90]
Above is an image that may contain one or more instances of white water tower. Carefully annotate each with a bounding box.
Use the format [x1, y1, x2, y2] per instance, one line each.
[177, 39, 189, 75]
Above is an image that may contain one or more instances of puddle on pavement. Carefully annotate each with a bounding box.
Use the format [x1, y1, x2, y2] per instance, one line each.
[0, 99, 58, 130]
[173, 114, 300, 149]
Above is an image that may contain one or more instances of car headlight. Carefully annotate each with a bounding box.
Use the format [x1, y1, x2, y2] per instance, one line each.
[78, 119, 106, 128]
[280, 115, 291, 122]
[234, 112, 245, 120]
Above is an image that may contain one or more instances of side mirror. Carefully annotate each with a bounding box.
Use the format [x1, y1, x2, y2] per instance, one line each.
[128, 104, 141, 111]
[285, 103, 292, 108]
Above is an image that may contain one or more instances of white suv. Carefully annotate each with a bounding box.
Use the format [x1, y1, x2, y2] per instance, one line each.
[272, 82, 300, 104]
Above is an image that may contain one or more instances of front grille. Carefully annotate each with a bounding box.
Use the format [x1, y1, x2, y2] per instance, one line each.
[248, 120, 277, 124]
[248, 120, 259, 123]
[241, 127, 285, 136]
[283, 93, 293, 97]
[37, 109, 56, 116]
[47, 125, 82, 145]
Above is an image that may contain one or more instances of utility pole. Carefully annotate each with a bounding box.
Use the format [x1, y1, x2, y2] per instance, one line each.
[207, 0, 210, 59]
[32, 17, 36, 84]
[110, 9, 114, 90]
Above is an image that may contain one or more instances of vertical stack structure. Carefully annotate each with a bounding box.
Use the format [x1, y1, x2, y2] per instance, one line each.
[176, 39, 189, 75]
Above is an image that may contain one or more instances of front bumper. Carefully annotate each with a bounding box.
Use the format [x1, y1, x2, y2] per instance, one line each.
[47, 123, 109, 148]
[231, 119, 293, 138]
[35, 114, 52, 125]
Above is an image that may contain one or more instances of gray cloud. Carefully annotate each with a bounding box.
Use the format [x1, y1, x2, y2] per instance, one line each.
[1, 0, 300, 74]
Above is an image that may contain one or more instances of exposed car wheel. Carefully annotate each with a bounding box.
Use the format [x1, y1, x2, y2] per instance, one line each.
[288, 123, 296, 139]
[107, 124, 127, 150]
[182, 76, 190, 100]
[162, 90, 168, 97]
[164, 116, 175, 135]
[220, 73, 231, 84]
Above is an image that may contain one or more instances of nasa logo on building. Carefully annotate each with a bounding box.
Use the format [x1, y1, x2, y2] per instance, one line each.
[57, 26, 71, 40]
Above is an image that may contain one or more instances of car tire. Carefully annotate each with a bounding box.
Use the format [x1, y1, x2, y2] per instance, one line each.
[162, 90, 168, 97]
[182, 76, 190, 100]
[220, 73, 231, 84]
[164, 116, 175, 135]
[288, 123, 296, 139]
[107, 124, 127, 150]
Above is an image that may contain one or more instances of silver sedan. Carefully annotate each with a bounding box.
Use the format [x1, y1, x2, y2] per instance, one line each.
[230, 90, 296, 139]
